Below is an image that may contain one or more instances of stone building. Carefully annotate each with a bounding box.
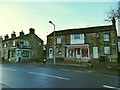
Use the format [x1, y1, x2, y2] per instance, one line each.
[118, 36, 120, 57]
[0, 36, 3, 63]
[47, 19, 118, 63]
[2, 28, 44, 62]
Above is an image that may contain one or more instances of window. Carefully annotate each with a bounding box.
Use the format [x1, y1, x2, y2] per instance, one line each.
[57, 37, 61, 44]
[22, 50, 29, 57]
[103, 34, 110, 41]
[4, 44, 6, 48]
[56, 48, 62, 55]
[73, 34, 84, 39]
[25, 41, 29, 46]
[71, 34, 84, 44]
[104, 46, 110, 55]
[74, 34, 80, 39]
[13, 41, 16, 46]
[39, 43, 41, 46]
[11, 50, 15, 57]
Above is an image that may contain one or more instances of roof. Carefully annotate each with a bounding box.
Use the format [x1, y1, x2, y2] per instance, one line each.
[47, 25, 115, 37]
[2, 33, 44, 42]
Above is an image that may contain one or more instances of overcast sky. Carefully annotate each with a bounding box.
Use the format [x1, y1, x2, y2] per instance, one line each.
[0, 0, 119, 44]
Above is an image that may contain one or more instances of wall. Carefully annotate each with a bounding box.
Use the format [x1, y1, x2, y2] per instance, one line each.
[0, 36, 3, 63]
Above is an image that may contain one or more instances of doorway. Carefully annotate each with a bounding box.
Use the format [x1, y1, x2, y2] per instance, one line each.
[49, 48, 53, 59]
[93, 47, 98, 58]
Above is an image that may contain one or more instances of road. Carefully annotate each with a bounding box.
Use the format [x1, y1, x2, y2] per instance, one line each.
[0, 64, 120, 89]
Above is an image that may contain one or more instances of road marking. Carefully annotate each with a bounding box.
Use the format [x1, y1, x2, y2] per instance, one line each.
[28, 72, 70, 80]
[3, 68, 17, 71]
[103, 85, 120, 90]
[29, 72, 38, 75]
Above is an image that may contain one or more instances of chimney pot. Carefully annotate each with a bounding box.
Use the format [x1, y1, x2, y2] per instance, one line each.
[5, 34, 9, 40]
[11, 31, 16, 38]
[29, 28, 35, 34]
[20, 30, 24, 36]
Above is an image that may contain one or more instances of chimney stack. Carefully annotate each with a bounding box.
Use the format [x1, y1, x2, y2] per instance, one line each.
[20, 30, 24, 36]
[11, 31, 16, 38]
[4, 34, 9, 40]
[112, 16, 116, 26]
[29, 28, 35, 34]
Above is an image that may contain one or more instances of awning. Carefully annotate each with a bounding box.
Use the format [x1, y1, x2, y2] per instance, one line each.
[66, 44, 89, 49]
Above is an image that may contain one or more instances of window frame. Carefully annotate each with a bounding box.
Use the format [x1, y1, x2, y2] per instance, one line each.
[103, 33, 110, 42]
[104, 46, 110, 55]
[56, 37, 61, 44]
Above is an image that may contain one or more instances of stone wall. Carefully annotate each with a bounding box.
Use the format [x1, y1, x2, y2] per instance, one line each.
[0, 36, 3, 63]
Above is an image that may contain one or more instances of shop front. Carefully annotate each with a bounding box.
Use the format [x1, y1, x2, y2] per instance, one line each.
[8, 47, 31, 62]
[65, 44, 90, 62]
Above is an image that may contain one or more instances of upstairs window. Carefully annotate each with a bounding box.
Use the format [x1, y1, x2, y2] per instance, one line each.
[3, 44, 6, 48]
[57, 37, 61, 44]
[103, 34, 110, 41]
[74, 34, 80, 39]
[13, 41, 16, 46]
[71, 34, 84, 44]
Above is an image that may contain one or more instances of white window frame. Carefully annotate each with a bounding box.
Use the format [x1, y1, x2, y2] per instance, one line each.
[4, 44, 6, 48]
[71, 34, 84, 44]
[103, 34, 110, 41]
[73, 34, 80, 39]
[104, 46, 110, 55]
[13, 41, 16, 46]
[56, 37, 61, 44]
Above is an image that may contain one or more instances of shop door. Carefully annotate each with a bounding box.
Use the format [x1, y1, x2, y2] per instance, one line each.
[93, 47, 98, 58]
[76, 48, 81, 59]
[49, 48, 53, 59]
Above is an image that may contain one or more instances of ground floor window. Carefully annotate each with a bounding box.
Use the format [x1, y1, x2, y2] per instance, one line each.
[66, 45, 89, 59]
[82, 48, 88, 57]
[11, 50, 15, 57]
[22, 50, 30, 57]
[104, 46, 110, 55]
[56, 48, 62, 55]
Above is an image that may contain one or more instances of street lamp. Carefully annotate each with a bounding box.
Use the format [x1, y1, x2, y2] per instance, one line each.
[49, 21, 56, 64]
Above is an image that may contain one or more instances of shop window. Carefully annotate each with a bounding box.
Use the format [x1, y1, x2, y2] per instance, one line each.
[103, 34, 110, 41]
[68, 49, 74, 58]
[82, 48, 88, 57]
[104, 46, 110, 55]
[22, 50, 29, 57]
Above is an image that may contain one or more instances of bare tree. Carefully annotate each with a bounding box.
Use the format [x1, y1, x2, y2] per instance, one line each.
[105, 1, 120, 22]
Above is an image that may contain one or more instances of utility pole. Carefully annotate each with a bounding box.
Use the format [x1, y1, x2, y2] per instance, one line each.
[49, 21, 56, 64]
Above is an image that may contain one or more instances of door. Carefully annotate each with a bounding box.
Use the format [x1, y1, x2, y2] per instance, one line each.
[16, 50, 21, 62]
[76, 48, 81, 59]
[93, 47, 98, 58]
[49, 48, 53, 59]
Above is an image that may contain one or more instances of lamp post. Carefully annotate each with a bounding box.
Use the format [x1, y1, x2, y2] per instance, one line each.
[49, 21, 56, 64]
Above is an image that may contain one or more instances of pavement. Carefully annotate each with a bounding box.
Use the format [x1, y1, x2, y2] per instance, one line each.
[4, 60, 119, 76]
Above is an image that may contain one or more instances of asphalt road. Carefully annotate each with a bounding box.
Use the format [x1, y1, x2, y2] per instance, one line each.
[0, 64, 120, 89]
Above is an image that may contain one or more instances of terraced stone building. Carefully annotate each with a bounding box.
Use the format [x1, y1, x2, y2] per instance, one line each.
[2, 28, 44, 62]
[47, 18, 118, 63]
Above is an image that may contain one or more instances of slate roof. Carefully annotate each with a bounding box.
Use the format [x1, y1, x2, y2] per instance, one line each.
[47, 25, 115, 37]
[2, 33, 44, 42]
